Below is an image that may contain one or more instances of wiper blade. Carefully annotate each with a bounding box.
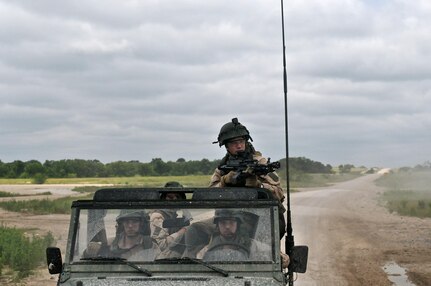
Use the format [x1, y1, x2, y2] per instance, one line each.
[156, 257, 228, 277]
[81, 256, 124, 261]
[80, 256, 152, 276]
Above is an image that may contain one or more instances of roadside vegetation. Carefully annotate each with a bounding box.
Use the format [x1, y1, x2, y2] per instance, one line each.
[0, 190, 20, 197]
[0, 194, 91, 215]
[0, 191, 51, 198]
[0, 225, 54, 281]
[375, 163, 431, 218]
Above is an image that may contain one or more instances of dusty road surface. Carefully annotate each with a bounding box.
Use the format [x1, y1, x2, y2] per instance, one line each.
[1, 177, 430, 285]
[291, 173, 431, 286]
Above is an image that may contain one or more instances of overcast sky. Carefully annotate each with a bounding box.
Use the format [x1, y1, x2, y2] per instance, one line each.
[1, 0, 430, 168]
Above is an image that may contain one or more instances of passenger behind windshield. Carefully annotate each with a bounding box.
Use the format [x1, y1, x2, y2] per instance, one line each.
[84, 210, 160, 261]
[150, 181, 190, 259]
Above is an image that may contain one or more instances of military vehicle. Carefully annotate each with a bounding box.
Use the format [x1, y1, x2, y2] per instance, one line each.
[47, 187, 307, 285]
[47, 1, 309, 283]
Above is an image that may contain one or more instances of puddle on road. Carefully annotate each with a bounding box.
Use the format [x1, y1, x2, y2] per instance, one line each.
[382, 261, 416, 286]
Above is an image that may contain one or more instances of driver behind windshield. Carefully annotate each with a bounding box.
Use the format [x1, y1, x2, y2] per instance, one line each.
[196, 209, 270, 261]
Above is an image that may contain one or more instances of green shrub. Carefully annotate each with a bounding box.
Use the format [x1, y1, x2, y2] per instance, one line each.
[72, 186, 100, 193]
[31, 173, 47, 184]
[0, 191, 17, 197]
[0, 197, 75, 214]
[0, 225, 54, 280]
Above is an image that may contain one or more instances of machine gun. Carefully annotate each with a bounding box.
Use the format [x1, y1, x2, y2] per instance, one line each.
[218, 157, 281, 183]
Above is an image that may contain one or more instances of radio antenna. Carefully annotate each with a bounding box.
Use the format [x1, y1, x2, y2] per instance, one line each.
[280, 0, 295, 285]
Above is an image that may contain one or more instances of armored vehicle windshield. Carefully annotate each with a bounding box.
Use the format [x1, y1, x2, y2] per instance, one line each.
[73, 206, 275, 264]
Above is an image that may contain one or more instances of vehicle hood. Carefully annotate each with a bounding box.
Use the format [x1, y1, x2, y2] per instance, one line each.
[62, 276, 284, 285]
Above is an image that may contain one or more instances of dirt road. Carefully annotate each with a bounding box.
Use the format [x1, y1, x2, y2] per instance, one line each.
[1, 177, 430, 285]
[291, 174, 431, 286]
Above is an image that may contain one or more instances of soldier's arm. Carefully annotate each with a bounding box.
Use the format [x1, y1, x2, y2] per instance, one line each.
[260, 172, 285, 203]
[253, 154, 285, 203]
[209, 168, 223, 187]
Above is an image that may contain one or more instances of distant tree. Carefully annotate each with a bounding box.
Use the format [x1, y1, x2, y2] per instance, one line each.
[199, 158, 217, 175]
[24, 160, 45, 177]
[138, 163, 155, 176]
[5, 160, 25, 178]
[287, 157, 333, 173]
[339, 164, 354, 173]
[150, 158, 170, 176]
[106, 161, 137, 177]
[176, 158, 186, 163]
[414, 161, 431, 170]
[0, 160, 7, 177]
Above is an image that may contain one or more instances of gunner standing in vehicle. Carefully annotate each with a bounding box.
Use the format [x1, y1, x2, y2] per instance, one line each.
[210, 117, 286, 237]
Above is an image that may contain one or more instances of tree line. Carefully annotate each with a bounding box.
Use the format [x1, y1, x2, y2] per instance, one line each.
[0, 157, 334, 179]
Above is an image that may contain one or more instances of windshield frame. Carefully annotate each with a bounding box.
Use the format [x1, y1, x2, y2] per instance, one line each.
[66, 198, 279, 266]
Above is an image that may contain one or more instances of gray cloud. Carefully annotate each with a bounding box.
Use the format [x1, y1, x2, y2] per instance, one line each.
[1, 0, 430, 168]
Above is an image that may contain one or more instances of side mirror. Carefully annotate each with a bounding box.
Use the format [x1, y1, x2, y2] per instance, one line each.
[46, 247, 63, 274]
[289, 245, 308, 273]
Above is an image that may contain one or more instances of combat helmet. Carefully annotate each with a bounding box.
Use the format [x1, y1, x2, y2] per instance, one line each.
[116, 209, 146, 223]
[213, 209, 243, 224]
[164, 181, 183, 188]
[213, 118, 253, 147]
[115, 209, 149, 235]
[161, 181, 186, 200]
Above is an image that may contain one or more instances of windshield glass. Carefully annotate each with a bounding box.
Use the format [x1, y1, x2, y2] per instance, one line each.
[72, 207, 274, 263]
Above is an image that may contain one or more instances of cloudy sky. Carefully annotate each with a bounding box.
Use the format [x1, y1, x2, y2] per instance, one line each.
[1, 0, 430, 168]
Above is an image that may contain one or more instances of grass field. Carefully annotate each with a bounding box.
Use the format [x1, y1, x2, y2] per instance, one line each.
[0, 172, 364, 190]
[0, 175, 212, 187]
[375, 170, 431, 218]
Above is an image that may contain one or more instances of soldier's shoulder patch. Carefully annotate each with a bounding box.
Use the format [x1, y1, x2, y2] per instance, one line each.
[268, 172, 279, 182]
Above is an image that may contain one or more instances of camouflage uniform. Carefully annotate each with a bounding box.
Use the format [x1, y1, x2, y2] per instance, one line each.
[209, 146, 285, 203]
[196, 233, 271, 261]
[150, 209, 184, 251]
[109, 233, 160, 261]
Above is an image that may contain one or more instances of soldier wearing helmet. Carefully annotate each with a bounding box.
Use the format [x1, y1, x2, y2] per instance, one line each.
[196, 209, 271, 262]
[108, 210, 159, 260]
[161, 181, 186, 200]
[210, 118, 286, 237]
[83, 209, 160, 260]
[150, 182, 189, 256]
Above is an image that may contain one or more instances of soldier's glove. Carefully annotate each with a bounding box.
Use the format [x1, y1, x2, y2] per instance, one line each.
[85, 241, 102, 257]
[221, 171, 237, 186]
[281, 252, 290, 269]
[150, 212, 164, 228]
[245, 175, 261, 188]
